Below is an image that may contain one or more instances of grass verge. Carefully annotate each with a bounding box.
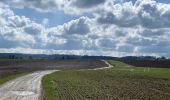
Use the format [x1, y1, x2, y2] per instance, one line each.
[0, 72, 29, 85]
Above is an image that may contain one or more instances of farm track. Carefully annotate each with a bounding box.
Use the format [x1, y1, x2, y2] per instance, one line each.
[79, 60, 113, 71]
[0, 60, 113, 100]
[93, 60, 114, 70]
[0, 70, 57, 100]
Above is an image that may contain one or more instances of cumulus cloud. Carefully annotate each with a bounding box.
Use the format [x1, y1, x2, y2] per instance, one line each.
[0, 0, 170, 57]
[0, 6, 35, 48]
[62, 17, 90, 35]
[8, 15, 31, 27]
[0, 0, 61, 12]
[62, 0, 109, 14]
[24, 23, 44, 35]
[0, 0, 109, 14]
[0, 27, 35, 48]
[95, 0, 170, 28]
[71, 0, 106, 8]
[42, 18, 49, 26]
[0, 6, 92, 51]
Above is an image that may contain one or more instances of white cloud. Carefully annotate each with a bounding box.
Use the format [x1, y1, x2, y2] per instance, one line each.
[8, 15, 31, 27]
[0, 0, 61, 12]
[62, 16, 90, 35]
[95, 0, 170, 28]
[42, 18, 49, 26]
[0, 6, 92, 51]
[0, 0, 170, 57]
[0, 0, 110, 15]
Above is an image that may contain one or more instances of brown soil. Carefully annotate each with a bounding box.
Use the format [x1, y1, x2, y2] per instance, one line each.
[0, 60, 107, 78]
[122, 60, 170, 68]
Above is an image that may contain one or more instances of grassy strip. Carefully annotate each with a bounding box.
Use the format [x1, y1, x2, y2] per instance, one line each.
[43, 60, 170, 100]
[0, 72, 29, 85]
[108, 60, 170, 78]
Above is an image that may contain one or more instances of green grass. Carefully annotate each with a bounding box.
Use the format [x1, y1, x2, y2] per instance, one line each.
[43, 60, 170, 100]
[0, 72, 29, 85]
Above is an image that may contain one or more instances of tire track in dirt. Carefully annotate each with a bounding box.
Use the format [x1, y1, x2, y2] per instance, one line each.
[0, 70, 57, 100]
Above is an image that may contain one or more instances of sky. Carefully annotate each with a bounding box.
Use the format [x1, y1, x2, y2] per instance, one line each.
[0, 0, 170, 57]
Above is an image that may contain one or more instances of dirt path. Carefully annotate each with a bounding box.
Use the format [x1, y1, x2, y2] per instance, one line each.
[0, 60, 112, 100]
[0, 70, 57, 100]
[93, 60, 113, 70]
[79, 60, 114, 71]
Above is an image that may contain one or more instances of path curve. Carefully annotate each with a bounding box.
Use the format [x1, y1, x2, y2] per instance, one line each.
[79, 60, 114, 71]
[93, 60, 114, 70]
[0, 70, 57, 100]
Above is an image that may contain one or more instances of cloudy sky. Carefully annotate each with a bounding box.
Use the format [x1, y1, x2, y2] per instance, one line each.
[0, 0, 170, 57]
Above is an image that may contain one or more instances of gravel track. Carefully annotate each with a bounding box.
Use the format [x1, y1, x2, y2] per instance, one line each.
[0, 70, 57, 100]
[0, 60, 110, 100]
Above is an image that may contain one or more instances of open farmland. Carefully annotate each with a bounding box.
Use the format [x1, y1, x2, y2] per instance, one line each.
[122, 60, 170, 68]
[43, 60, 170, 100]
[0, 60, 106, 85]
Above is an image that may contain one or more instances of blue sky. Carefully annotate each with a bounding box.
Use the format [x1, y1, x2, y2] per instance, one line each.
[0, 0, 170, 57]
[158, 0, 170, 3]
[12, 0, 170, 27]
[12, 8, 93, 27]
